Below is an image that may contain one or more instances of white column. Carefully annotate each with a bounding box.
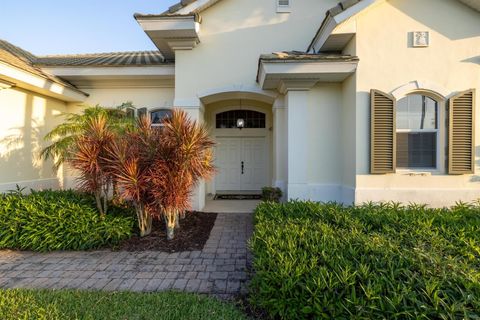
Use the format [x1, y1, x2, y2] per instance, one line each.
[272, 98, 287, 197]
[175, 100, 206, 211]
[286, 90, 309, 200]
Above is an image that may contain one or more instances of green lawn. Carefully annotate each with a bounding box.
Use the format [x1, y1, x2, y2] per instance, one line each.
[0, 289, 248, 320]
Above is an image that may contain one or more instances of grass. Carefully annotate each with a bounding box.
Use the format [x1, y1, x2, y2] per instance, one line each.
[0, 289, 248, 320]
[250, 201, 480, 319]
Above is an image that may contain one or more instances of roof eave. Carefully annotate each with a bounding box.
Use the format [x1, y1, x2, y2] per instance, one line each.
[0, 61, 88, 101]
[257, 55, 359, 93]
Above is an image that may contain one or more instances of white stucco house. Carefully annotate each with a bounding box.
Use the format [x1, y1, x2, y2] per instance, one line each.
[0, 0, 479, 209]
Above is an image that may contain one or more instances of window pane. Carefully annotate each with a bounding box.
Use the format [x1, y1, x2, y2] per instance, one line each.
[397, 132, 436, 168]
[396, 95, 437, 130]
[216, 110, 266, 129]
[151, 109, 172, 124]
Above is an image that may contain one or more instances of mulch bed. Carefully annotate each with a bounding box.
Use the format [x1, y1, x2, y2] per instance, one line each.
[115, 212, 218, 253]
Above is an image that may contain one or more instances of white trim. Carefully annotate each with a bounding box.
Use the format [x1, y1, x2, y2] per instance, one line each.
[42, 66, 175, 78]
[0, 79, 15, 90]
[0, 178, 61, 193]
[393, 87, 447, 174]
[0, 62, 87, 102]
[258, 60, 358, 92]
[355, 187, 480, 208]
[135, 15, 200, 60]
[176, 0, 223, 14]
[391, 80, 449, 100]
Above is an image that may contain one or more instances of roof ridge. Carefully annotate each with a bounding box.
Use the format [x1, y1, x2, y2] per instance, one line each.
[37, 50, 163, 58]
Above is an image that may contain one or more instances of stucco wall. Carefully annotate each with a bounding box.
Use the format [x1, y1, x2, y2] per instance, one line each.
[0, 87, 67, 191]
[175, 0, 339, 101]
[353, 0, 480, 206]
[80, 87, 174, 111]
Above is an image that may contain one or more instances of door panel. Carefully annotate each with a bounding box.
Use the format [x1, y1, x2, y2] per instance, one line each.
[215, 137, 267, 192]
[241, 138, 266, 190]
[215, 138, 242, 190]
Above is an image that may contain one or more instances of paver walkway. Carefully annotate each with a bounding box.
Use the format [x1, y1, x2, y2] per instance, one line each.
[0, 212, 253, 299]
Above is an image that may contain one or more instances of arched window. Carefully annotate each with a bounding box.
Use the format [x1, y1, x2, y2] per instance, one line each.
[151, 109, 172, 126]
[396, 94, 438, 169]
[216, 110, 266, 129]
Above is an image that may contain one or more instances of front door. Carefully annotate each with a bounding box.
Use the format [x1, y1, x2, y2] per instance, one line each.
[215, 137, 267, 191]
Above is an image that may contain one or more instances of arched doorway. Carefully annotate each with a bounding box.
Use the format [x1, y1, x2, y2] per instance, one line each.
[203, 99, 273, 194]
[215, 108, 268, 191]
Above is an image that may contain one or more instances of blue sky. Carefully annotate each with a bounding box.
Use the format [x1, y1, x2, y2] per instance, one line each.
[0, 0, 178, 55]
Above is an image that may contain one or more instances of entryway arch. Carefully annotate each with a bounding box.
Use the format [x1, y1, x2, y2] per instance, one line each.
[202, 96, 273, 195]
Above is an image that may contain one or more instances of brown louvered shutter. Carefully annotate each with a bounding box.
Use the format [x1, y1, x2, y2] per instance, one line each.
[370, 89, 396, 174]
[449, 89, 476, 174]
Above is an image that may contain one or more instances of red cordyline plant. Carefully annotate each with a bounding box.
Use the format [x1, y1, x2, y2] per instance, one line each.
[69, 113, 115, 216]
[107, 110, 215, 239]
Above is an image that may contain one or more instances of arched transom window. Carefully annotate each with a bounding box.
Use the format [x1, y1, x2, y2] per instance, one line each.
[216, 110, 266, 129]
[396, 94, 438, 169]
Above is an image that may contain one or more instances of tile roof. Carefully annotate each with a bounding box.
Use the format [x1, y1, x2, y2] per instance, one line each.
[260, 51, 359, 62]
[35, 51, 167, 67]
[0, 40, 83, 93]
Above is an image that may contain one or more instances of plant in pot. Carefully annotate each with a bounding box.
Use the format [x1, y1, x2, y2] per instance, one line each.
[261, 187, 283, 203]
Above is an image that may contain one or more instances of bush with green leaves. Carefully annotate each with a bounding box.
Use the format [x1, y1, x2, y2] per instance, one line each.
[0, 189, 134, 251]
[250, 201, 480, 319]
[261, 187, 283, 203]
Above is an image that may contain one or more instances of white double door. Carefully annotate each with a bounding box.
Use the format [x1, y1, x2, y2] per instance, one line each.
[215, 137, 267, 191]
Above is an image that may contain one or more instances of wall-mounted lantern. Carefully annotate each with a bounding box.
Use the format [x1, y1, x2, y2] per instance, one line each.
[236, 118, 245, 130]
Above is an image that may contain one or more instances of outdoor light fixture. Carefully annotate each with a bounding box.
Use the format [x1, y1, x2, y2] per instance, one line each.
[237, 118, 245, 129]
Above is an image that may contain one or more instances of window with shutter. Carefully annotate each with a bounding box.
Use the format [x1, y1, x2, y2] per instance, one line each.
[370, 90, 396, 174]
[396, 94, 439, 169]
[449, 89, 476, 174]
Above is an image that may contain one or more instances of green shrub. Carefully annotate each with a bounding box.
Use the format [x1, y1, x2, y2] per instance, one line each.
[0, 189, 133, 251]
[250, 201, 480, 319]
[261, 187, 283, 203]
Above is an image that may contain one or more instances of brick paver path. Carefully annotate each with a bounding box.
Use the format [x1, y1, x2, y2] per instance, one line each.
[0, 212, 253, 299]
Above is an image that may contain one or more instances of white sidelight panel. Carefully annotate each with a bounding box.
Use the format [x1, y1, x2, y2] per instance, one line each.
[286, 90, 309, 200]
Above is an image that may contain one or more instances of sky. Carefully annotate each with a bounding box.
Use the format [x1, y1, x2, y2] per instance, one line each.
[0, 0, 179, 56]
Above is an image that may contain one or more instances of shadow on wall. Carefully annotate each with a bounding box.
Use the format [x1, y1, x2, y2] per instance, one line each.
[0, 90, 61, 191]
[462, 56, 480, 66]
[470, 146, 480, 183]
[390, 0, 480, 41]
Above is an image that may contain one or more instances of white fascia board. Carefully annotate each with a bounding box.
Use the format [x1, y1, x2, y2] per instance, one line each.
[0, 62, 87, 102]
[137, 17, 199, 33]
[310, 0, 378, 53]
[258, 60, 358, 90]
[136, 15, 200, 59]
[176, 0, 222, 14]
[41, 65, 175, 78]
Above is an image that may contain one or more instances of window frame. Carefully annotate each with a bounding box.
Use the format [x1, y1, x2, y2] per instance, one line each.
[150, 108, 172, 127]
[395, 92, 446, 174]
[276, 0, 291, 13]
[215, 109, 266, 129]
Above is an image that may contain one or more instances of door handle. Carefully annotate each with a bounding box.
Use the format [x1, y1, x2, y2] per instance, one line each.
[241, 161, 244, 174]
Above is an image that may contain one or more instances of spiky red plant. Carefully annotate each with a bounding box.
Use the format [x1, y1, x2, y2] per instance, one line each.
[150, 109, 215, 240]
[106, 110, 215, 239]
[69, 113, 115, 216]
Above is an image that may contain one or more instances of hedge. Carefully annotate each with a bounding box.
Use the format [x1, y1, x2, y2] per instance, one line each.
[0, 189, 133, 251]
[250, 201, 480, 319]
